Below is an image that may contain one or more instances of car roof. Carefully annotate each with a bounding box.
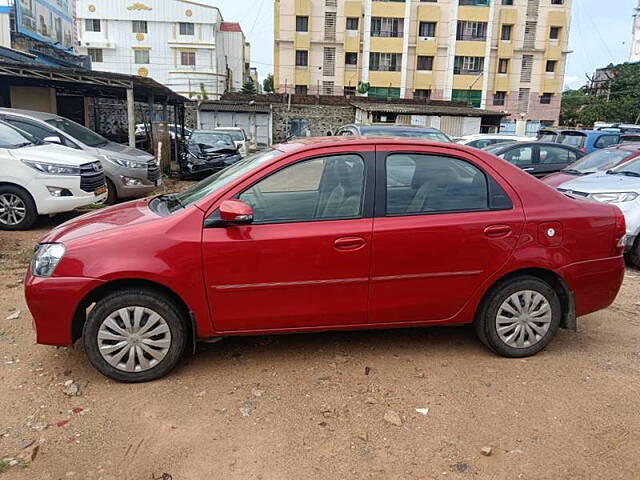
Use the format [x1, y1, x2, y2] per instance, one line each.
[275, 135, 465, 153]
[489, 141, 582, 153]
[0, 107, 59, 120]
[214, 127, 244, 131]
[357, 125, 442, 133]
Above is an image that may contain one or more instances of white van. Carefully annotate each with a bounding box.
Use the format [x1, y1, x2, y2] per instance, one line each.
[0, 120, 106, 230]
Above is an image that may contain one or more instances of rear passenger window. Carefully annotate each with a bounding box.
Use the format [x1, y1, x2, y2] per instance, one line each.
[594, 135, 619, 148]
[386, 154, 501, 215]
[539, 146, 573, 164]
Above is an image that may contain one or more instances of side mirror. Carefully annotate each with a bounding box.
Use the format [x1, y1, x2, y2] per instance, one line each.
[219, 199, 253, 224]
[44, 135, 62, 144]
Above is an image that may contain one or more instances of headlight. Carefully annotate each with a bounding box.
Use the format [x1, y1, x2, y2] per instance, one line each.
[103, 155, 147, 169]
[22, 160, 80, 175]
[31, 243, 65, 277]
[588, 192, 639, 204]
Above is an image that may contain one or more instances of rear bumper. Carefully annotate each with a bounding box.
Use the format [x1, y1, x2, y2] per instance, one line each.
[24, 272, 104, 346]
[558, 256, 624, 317]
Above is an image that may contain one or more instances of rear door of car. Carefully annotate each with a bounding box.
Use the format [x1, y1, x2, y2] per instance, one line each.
[368, 144, 525, 324]
[536, 145, 581, 177]
[498, 144, 538, 175]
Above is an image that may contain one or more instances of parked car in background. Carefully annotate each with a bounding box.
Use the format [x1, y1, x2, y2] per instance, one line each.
[179, 130, 242, 176]
[537, 129, 621, 153]
[542, 145, 640, 188]
[455, 134, 533, 149]
[485, 142, 585, 177]
[0, 108, 159, 204]
[335, 124, 452, 142]
[0, 120, 106, 230]
[556, 156, 640, 266]
[214, 127, 249, 157]
[135, 123, 192, 141]
[25, 137, 625, 382]
[618, 134, 640, 145]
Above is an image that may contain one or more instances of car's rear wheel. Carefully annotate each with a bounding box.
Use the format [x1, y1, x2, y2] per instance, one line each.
[626, 237, 640, 269]
[83, 289, 187, 382]
[0, 185, 37, 230]
[474, 276, 561, 357]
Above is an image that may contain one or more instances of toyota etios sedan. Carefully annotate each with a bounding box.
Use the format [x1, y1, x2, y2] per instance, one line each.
[25, 138, 625, 382]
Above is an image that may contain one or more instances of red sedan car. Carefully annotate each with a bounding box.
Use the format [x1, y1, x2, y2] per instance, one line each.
[542, 144, 640, 188]
[25, 138, 626, 382]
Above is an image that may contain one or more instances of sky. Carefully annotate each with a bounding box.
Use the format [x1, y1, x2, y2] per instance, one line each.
[214, 0, 638, 89]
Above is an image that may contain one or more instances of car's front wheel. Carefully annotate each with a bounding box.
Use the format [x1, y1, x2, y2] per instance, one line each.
[83, 288, 187, 382]
[0, 185, 37, 230]
[474, 276, 561, 357]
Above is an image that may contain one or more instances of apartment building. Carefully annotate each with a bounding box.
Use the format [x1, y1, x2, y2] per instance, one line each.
[76, 0, 250, 98]
[274, 0, 572, 126]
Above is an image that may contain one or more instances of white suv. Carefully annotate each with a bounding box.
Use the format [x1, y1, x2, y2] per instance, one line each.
[0, 121, 107, 230]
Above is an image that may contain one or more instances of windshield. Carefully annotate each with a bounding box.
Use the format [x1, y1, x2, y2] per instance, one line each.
[538, 133, 557, 142]
[361, 129, 451, 143]
[45, 117, 108, 147]
[176, 149, 283, 207]
[557, 134, 586, 148]
[0, 120, 38, 148]
[568, 149, 634, 172]
[612, 156, 640, 176]
[216, 130, 245, 141]
[189, 132, 235, 148]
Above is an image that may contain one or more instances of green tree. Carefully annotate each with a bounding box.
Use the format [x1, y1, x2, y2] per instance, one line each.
[241, 80, 257, 94]
[263, 74, 274, 93]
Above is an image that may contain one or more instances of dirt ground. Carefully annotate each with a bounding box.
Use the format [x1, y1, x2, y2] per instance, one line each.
[0, 198, 639, 479]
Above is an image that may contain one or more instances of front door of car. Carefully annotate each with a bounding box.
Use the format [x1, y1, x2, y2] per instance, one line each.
[369, 146, 525, 324]
[201, 149, 375, 332]
[499, 144, 538, 175]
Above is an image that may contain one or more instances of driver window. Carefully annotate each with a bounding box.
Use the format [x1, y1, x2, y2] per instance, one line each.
[238, 154, 365, 223]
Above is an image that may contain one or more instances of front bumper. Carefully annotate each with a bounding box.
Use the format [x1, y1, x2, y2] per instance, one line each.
[180, 155, 241, 175]
[24, 272, 105, 346]
[106, 163, 160, 199]
[30, 176, 106, 215]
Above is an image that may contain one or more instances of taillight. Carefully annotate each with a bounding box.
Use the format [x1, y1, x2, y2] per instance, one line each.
[614, 206, 626, 254]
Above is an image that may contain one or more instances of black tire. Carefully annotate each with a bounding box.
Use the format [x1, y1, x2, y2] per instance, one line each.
[0, 184, 38, 230]
[83, 288, 187, 382]
[474, 276, 561, 358]
[626, 237, 640, 269]
[104, 178, 117, 205]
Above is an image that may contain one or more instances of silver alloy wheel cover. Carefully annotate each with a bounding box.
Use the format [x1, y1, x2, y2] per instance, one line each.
[0, 193, 27, 226]
[496, 290, 552, 349]
[97, 306, 172, 373]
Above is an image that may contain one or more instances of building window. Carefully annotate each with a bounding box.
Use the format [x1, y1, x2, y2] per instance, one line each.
[134, 49, 150, 64]
[549, 26, 562, 40]
[501, 24, 512, 41]
[296, 16, 309, 32]
[452, 89, 482, 108]
[344, 86, 356, 96]
[369, 52, 402, 72]
[414, 89, 431, 99]
[180, 51, 196, 66]
[295, 85, 308, 95]
[418, 21, 436, 38]
[417, 55, 434, 71]
[345, 52, 358, 66]
[368, 87, 400, 99]
[540, 93, 553, 104]
[493, 91, 506, 106]
[456, 21, 487, 41]
[179, 22, 194, 35]
[346, 17, 359, 30]
[502, 0, 514, 5]
[551, 0, 564, 4]
[453, 56, 484, 75]
[87, 48, 103, 63]
[498, 58, 509, 74]
[132, 20, 148, 34]
[295, 50, 308, 67]
[371, 17, 403, 37]
[85, 19, 101, 32]
[546, 60, 557, 73]
[459, 0, 490, 4]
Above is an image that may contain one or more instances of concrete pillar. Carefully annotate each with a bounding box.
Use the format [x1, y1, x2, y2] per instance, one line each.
[515, 118, 527, 136]
[127, 88, 135, 148]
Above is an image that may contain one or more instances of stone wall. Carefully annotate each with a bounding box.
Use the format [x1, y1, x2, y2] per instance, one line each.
[271, 104, 355, 143]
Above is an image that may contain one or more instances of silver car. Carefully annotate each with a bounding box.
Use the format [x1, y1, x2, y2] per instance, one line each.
[0, 108, 159, 204]
[558, 157, 640, 265]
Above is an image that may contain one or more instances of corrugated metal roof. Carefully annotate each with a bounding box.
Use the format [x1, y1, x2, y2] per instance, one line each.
[350, 101, 505, 117]
[198, 101, 272, 113]
[219, 22, 243, 32]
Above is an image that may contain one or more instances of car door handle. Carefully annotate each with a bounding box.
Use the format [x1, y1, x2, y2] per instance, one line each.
[484, 224, 512, 238]
[523, 167, 535, 172]
[334, 236, 366, 250]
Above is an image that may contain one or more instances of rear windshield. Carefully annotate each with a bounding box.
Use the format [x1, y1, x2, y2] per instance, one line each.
[362, 129, 452, 143]
[557, 134, 586, 148]
[569, 149, 634, 172]
[216, 130, 245, 141]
